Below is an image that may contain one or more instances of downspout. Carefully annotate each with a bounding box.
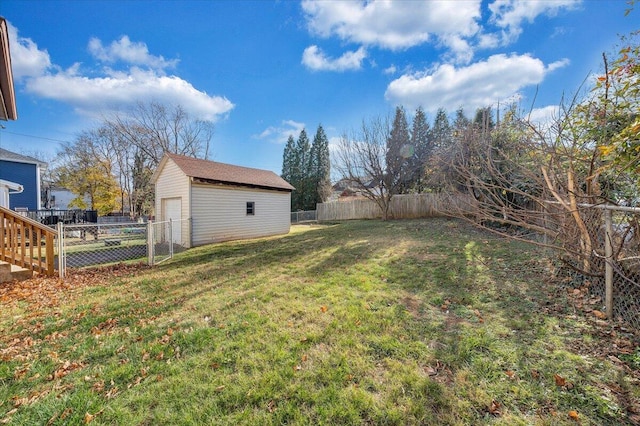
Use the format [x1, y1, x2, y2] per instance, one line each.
[36, 163, 43, 209]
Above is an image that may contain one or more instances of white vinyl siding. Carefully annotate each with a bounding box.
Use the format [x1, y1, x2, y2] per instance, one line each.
[191, 183, 291, 246]
[154, 158, 191, 247]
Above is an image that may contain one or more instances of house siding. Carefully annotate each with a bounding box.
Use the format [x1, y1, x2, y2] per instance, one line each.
[154, 158, 192, 246]
[0, 160, 39, 210]
[191, 183, 291, 246]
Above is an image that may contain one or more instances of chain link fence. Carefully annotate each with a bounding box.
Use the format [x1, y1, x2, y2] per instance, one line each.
[550, 203, 640, 330]
[56, 218, 191, 277]
[148, 219, 191, 266]
[56, 222, 147, 276]
[590, 206, 639, 329]
[291, 210, 317, 223]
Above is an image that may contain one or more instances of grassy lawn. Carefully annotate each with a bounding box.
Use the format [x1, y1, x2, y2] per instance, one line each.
[1, 218, 639, 425]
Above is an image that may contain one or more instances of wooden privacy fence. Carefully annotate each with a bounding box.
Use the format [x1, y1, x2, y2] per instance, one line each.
[317, 193, 476, 221]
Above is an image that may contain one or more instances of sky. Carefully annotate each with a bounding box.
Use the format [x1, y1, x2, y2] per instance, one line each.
[0, 0, 637, 176]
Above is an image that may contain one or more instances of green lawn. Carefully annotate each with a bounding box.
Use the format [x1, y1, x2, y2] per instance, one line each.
[1, 218, 638, 425]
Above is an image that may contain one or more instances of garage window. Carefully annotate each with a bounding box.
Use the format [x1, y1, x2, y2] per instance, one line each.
[246, 201, 255, 215]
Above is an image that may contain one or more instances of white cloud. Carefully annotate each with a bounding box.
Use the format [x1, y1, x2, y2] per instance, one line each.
[527, 105, 560, 128]
[25, 67, 233, 121]
[7, 23, 233, 122]
[255, 120, 306, 144]
[7, 21, 52, 80]
[302, 45, 367, 71]
[88, 36, 178, 70]
[383, 65, 397, 75]
[546, 58, 570, 72]
[488, 0, 581, 45]
[301, 0, 581, 65]
[302, 0, 481, 52]
[385, 54, 569, 113]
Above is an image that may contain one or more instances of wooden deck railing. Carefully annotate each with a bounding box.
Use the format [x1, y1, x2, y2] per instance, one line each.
[0, 206, 57, 276]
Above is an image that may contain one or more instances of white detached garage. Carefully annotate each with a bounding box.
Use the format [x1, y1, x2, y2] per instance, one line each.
[152, 153, 295, 248]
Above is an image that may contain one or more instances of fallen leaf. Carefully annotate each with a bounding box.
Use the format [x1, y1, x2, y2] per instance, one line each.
[531, 369, 540, 379]
[91, 380, 105, 392]
[83, 409, 103, 424]
[554, 374, 566, 387]
[105, 386, 119, 399]
[505, 370, 516, 379]
[60, 408, 72, 421]
[568, 410, 579, 421]
[215, 385, 225, 392]
[592, 310, 607, 319]
[425, 366, 438, 376]
[301, 354, 308, 362]
[488, 400, 501, 416]
[320, 306, 328, 313]
[294, 365, 302, 371]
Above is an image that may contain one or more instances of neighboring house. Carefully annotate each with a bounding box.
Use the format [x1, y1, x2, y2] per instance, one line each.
[152, 153, 295, 248]
[43, 184, 81, 210]
[331, 177, 379, 201]
[0, 148, 46, 210]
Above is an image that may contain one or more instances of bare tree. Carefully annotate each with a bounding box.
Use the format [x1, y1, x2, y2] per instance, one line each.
[439, 96, 638, 275]
[105, 102, 214, 166]
[97, 101, 215, 218]
[335, 115, 412, 220]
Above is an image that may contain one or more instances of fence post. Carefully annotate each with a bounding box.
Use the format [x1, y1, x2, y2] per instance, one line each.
[147, 220, 154, 267]
[56, 221, 65, 279]
[604, 208, 613, 319]
[169, 218, 174, 259]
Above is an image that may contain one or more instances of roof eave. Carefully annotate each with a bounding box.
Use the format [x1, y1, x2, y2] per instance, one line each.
[0, 17, 17, 121]
[192, 177, 293, 192]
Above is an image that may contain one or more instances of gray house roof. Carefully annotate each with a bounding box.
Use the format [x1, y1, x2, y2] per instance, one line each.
[0, 147, 46, 166]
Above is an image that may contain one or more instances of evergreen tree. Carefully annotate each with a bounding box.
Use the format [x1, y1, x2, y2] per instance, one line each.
[430, 108, 452, 150]
[386, 106, 413, 193]
[453, 107, 470, 130]
[281, 135, 295, 184]
[473, 107, 495, 133]
[309, 125, 332, 207]
[410, 107, 431, 192]
[292, 129, 311, 211]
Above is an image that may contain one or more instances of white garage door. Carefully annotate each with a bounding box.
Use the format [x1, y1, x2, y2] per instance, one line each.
[162, 197, 182, 245]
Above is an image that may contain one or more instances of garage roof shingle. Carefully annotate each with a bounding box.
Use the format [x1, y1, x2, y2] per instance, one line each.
[165, 153, 294, 191]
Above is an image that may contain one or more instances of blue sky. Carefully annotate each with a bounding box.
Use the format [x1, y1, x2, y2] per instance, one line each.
[0, 0, 637, 175]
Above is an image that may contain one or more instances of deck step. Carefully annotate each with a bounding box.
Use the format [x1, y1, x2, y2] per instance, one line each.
[0, 261, 33, 283]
